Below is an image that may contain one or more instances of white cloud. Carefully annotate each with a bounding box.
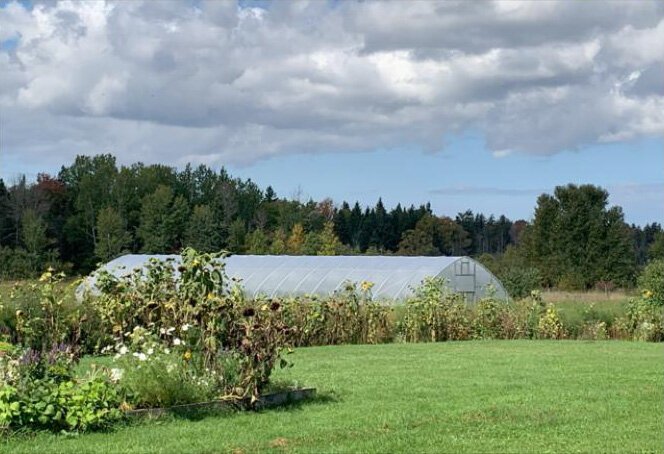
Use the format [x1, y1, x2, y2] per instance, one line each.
[0, 0, 662, 171]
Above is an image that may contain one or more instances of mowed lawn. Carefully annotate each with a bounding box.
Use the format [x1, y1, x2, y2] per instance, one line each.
[3, 341, 663, 453]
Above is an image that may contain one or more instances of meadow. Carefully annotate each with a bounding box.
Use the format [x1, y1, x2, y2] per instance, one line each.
[3, 341, 663, 453]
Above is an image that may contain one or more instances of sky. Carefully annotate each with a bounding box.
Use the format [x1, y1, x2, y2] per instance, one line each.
[0, 0, 662, 225]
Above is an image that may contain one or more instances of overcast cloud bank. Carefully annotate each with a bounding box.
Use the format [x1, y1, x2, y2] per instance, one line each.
[1, 0, 663, 171]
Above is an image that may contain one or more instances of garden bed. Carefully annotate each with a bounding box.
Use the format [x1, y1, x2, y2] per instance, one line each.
[125, 387, 317, 418]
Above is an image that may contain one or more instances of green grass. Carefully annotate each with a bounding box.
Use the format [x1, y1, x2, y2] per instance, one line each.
[3, 340, 663, 453]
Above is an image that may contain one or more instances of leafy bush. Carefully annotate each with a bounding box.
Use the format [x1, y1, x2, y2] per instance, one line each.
[114, 350, 220, 409]
[500, 267, 542, 300]
[638, 260, 664, 306]
[0, 345, 122, 433]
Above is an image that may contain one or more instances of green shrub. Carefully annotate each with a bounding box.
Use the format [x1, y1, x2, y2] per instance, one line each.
[638, 260, 664, 306]
[500, 267, 542, 300]
[0, 345, 122, 433]
[115, 351, 220, 409]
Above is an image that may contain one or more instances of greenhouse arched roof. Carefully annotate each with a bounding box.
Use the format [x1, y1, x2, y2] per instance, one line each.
[81, 254, 508, 302]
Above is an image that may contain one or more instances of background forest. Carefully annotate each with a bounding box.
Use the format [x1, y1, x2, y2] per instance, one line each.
[1, 154, 662, 293]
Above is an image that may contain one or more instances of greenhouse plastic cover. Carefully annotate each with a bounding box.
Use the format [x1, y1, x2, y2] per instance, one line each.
[79, 254, 507, 302]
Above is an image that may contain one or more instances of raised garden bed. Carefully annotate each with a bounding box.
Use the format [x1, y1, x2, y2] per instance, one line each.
[125, 387, 316, 418]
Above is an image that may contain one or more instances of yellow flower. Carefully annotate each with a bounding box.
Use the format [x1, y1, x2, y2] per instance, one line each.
[361, 281, 374, 292]
[183, 350, 192, 361]
[643, 290, 653, 299]
[39, 272, 52, 282]
[207, 293, 215, 300]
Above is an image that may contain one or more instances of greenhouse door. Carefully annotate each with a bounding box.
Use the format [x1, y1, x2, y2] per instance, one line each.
[454, 258, 477, 302]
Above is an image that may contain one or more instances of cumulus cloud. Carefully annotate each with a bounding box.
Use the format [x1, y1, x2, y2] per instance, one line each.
[0, 0, 662, 171]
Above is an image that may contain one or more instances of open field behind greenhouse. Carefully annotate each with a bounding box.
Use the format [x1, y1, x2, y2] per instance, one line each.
[3, 341, 663, 454]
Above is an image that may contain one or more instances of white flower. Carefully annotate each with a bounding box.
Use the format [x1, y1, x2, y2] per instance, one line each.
[163, 348, 171, 354]
[167, 327, 175, 335]
[119, 346, 128, 355]
[136, 353, 147, 361]
[160, 328, 166, 335]
[182, 324, 190, 332]
[109, 368, 123, 382]
[147, 348, 154, 355]
[173, 338, 182, 346]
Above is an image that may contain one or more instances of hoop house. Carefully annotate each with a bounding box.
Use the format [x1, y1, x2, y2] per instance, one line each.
[79, 255, 508, 302]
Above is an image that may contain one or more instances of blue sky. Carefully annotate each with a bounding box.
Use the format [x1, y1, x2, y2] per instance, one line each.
[1, 1, 662, 226]
[226, 134, 663, 225]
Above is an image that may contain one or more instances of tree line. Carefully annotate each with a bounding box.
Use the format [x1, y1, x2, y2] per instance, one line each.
[0, 154, 661, 290]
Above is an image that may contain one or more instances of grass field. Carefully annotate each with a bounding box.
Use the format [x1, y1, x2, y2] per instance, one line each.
[3, 340, 662, 453]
